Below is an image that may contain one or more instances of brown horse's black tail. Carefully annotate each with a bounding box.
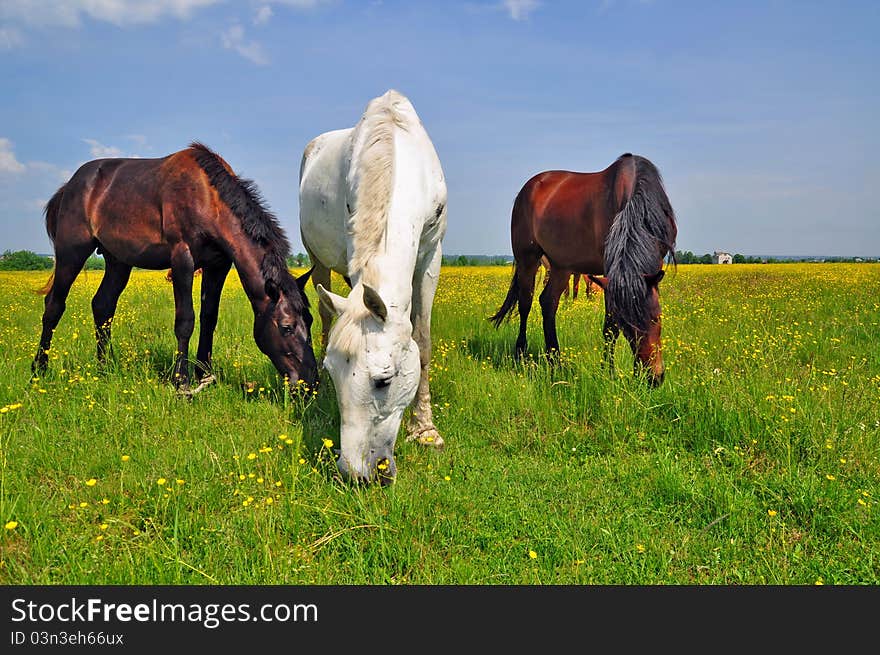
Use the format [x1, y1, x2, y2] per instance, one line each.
[488, 264, 520, 328]
[35, 184, 66, 295]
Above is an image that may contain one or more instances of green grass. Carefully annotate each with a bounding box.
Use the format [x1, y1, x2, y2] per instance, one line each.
[1, 263, 878, 584]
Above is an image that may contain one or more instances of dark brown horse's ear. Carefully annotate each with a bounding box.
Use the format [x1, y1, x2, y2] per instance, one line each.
[587, 274, 608, 290]
[265, 279, 281, 303]
[362, 285, 387, 322]
[296, 266, 314, 292]
[645, 269, 665, 287]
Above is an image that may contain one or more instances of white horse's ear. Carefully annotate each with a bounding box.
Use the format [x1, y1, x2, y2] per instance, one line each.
[316, 284, 348, 317]
[362, 285, 387, 322]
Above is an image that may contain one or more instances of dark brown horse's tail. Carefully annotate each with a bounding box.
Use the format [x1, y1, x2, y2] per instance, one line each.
[488, 263, 520, 328]
[35, 184, 67, 295]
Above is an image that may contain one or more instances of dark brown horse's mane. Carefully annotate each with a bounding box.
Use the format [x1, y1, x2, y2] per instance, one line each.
[604, 154, 677, 331]
[188, 142, 305, 305]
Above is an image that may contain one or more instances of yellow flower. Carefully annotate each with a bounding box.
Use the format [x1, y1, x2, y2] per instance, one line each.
[528, 550, 538, 559]
[322, 438, 334, 449]
[95, 535, 104, 541]
[443, 475, 451, 481]
[825, 474, 835, 481]
[4, 521, 18, 530]
[298, 458, 306, 464]
[121, 455, 130, 462]
[99, 523, 108, 530]
[100, 498, 110, 505]
[636, 544, 646, 553]
[156, 477, 167, 485]
[85, 478, 97, 487]
[176, 479, 185, 485]
[79, 502, 88, 508]
[815, 578, 824, 585]
[767, 510, 778, 517]
[265, 497, 274, 505]
[246, 453, 257, 460]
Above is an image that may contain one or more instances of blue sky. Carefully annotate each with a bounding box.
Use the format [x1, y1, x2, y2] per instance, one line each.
[1, 0, 878, 258]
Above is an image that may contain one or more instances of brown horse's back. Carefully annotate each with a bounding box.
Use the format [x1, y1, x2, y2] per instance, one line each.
[512, 156, 636, 274]
[56, 150, 224, 269]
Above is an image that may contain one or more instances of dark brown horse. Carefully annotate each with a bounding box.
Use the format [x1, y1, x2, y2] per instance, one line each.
[490, 153, 677, 386]
[32, 142, 318, 393]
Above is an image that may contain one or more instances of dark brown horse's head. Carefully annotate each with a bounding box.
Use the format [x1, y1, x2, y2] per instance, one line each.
[589, 269, 666, 387]
[254, 270, 318, 394]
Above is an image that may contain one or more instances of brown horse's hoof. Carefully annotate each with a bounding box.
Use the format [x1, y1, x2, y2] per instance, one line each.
[406, 428, 445, 449]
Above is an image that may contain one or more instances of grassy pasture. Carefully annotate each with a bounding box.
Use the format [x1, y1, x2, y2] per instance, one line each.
[0, 263, 878, 584]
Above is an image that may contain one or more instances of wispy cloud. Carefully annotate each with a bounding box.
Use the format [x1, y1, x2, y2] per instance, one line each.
[0, 138, 26, 174]
[502, 0, 540, 21]
[221, 24, 269, 65]
[83, 138, 124, 158]
[0, 26, 24, 50]
[254, 5, 274, 25]
[0, 1, 222, 28]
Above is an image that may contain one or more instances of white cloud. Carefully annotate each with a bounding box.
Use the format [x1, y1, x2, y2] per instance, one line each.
[83, 138, 124, 158]
[0, 1, 222, 28]
[267, 0, 333, 8]
[221, 24, 269, 65]
[254, 5, 273, 25]
[0, 26, 24, 49]
[502, 0, 540, 21]
[0, 138, 26, 174]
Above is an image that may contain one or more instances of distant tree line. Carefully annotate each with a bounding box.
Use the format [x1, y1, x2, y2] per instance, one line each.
[0, 250, 101, 270]
[0, 249, 874, 271]
[673, 251, 876, 264]
[441, 255, 511, 266]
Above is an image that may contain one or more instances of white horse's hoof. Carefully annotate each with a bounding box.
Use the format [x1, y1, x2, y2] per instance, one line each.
[406, 428, 444, 449]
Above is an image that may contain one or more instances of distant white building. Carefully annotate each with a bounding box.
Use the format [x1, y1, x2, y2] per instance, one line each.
[714, 251, 733, 264]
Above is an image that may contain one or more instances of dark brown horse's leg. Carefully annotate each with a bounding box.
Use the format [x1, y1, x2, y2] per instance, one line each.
[168, 246, 196, 389]
[514, 256, 541, 359]
[91, 254, 132, 366]
[193, 261, 232, 380]
[539, 266, 573, 362]
[32, 245, 94, 377]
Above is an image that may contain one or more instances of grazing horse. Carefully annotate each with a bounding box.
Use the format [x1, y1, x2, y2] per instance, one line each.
[490, 153, 676, 386]
[299, 89, 447, 485]
[32, 142, 318, 393]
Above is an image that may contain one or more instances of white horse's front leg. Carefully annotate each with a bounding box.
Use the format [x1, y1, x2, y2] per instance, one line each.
[406, 248, 443, 448]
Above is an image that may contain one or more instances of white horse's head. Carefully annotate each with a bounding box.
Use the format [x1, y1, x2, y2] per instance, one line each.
[316, 282, 420, 485]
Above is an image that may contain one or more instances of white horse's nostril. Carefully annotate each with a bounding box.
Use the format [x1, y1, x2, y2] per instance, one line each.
[374, 376, 392, 389]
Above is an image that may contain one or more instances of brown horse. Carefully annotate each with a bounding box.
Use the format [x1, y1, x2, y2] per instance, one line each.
[490, 153, 677, 386]
[32, 142, 318, 393]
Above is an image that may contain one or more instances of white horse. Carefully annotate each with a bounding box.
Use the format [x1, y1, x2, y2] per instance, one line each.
[299, 89, 447, 485]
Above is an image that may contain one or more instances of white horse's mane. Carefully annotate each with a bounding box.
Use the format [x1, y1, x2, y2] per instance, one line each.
[347, 89, 412, 279]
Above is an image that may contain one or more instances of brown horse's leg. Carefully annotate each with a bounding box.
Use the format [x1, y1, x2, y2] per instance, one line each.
[168, 246, 196, 389]
[32, 245, 94, 377]
[514, 255, 541, 359]
[194, 260, 232, 380]
[91, 253, 132, 366]
[539, 266, 573, 361]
